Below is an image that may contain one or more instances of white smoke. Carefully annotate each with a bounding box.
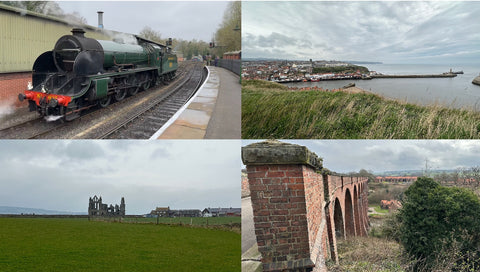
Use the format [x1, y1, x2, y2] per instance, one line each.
[103, 29, 138, 45]
[0, 100, 15, 119]
[45, 115, 63, 122]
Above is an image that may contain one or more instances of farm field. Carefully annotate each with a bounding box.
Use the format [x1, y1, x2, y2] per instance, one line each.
[121, 216, 241, 226]
[0, 218, 240, 272]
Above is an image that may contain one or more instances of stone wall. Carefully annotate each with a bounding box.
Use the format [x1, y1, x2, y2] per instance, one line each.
[242, 140, 369, 272]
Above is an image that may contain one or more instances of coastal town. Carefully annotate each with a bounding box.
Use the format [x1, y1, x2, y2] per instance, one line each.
[241, 59, 380, 82]
[242, 59, 461, 83]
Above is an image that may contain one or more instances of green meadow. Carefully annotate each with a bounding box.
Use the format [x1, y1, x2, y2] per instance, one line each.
[121, 216, 241, 226]
[0, 218, 240, 272]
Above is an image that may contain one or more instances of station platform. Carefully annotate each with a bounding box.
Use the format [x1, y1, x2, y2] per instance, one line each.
[151, 66, 241, 139]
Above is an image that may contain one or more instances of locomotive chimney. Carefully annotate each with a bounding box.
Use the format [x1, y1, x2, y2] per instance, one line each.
[71, 28, 86, 37]
[97, 11, 104, 29]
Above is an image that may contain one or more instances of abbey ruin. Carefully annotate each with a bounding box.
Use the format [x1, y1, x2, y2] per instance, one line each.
[88, 195, 125, 216]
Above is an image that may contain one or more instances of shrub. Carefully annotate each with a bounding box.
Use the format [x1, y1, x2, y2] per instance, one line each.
[398, 177, 480, 271]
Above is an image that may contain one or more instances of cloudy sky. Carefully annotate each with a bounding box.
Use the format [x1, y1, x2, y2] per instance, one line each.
[56, 1, 230, 41]
[243, 140, 480, 174]
[0, 140, 240, 214]
[243, 1, 480, 64]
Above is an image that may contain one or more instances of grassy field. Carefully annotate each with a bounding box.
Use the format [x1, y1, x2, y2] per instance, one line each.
[0, 218, 240, 272]
[327, 236, 405, 272]
[242, 80, 480, 139]
[120, 216, 241, 226]
[371, 205, 390, 215]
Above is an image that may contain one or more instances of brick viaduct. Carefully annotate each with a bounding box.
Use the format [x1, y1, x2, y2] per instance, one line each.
[242, 141, 369, 272]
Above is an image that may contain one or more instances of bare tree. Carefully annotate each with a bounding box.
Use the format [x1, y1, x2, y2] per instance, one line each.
[214, 1, 241, 57]
[451, 168, 460, 186]
[139, 26, 163, 43]
[470, 166, 480, 188]
[2, 1, 86, 25]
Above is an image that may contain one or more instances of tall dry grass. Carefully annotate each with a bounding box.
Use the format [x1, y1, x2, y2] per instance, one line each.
[327, 236, 405, 272]
[242, 80, 480, 139]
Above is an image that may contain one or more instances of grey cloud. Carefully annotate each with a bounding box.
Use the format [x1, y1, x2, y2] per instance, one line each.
[256, 32, 295, 48]
[243, 1, 480, 63]
[63, 141, 105, 161]
[243, 140, 480, 174]
[0, 141, 240, 214]
[150, 146, 172, 160]
[57, 1, 229, 41]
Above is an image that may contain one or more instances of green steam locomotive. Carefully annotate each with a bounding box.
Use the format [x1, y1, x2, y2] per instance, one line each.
[18, 28, 178, 121]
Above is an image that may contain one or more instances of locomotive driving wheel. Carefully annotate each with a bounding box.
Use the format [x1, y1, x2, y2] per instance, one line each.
[114, 88, 127, 101]
[114, 78, 127, 101]
[141, 73, 152, 91]
[128, 75, 139, 96]
[98, 96, 111, 108]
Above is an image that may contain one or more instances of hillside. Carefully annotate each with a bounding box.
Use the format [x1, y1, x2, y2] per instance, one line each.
[0, 206, 84, 215]
[312, 64, 369, 74]
[242, 80, 480, 139]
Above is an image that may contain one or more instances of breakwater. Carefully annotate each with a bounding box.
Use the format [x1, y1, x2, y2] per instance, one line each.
[371, 73, 457, 79]
[276, 73, 457, 84]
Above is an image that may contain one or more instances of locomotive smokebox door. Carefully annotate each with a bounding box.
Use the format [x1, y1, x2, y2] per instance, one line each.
[74, 51, 104, 76]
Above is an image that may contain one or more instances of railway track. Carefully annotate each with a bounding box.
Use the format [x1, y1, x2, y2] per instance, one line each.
[0, 62, 203, 139]
[100, 64, 207, 139]
[0, 116, 60, 139]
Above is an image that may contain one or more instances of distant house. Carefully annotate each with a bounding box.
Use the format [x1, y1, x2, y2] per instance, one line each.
[380, 200, 402, 210]
[150, 207, 170, 217]
[149, 207, 201, 217]
[202, 207, 241, 217]
[223, 50, 241, 60]
[375, 176, 417, 183]
[170, 209, 201, 217]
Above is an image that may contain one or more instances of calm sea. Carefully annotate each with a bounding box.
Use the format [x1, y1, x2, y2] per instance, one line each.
[284, 64, 480, 110]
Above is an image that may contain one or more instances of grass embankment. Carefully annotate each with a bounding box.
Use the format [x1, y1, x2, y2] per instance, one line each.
[242, 80, 480, 139]
[313, 65, 369, 74]
[0, 218, 240, 272]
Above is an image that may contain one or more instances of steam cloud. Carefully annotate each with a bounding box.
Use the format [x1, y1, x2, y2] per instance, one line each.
[0, 100, 15, 119]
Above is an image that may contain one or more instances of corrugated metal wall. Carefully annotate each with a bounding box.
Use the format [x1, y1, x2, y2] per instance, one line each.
[0, 5, 111, 73]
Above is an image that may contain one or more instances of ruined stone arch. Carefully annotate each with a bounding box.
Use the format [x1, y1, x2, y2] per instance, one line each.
[333, 197, 344, 239]
[344, 188, 355, 237]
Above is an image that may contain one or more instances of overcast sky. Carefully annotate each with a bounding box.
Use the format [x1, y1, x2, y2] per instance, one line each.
[56, 1, 230, 41]
[243, 1, 480, 64]
[243, 140, 480, 174]
[0, 140, 240, 214]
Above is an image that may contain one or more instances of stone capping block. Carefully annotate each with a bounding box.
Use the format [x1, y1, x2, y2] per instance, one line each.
[242, 140, 323, 170]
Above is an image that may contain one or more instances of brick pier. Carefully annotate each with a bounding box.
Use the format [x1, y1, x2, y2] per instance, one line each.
[242, 140, 369, 272]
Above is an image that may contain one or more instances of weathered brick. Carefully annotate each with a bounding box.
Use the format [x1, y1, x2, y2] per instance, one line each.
[267, 171, 286, 178]
[270, 198, 288, 203]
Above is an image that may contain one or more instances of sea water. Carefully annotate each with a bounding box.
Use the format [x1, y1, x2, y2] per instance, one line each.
[284, 63, 480, 110]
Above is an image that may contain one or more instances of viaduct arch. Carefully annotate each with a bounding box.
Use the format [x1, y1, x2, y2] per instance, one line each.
[242, 141, 369, 272]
